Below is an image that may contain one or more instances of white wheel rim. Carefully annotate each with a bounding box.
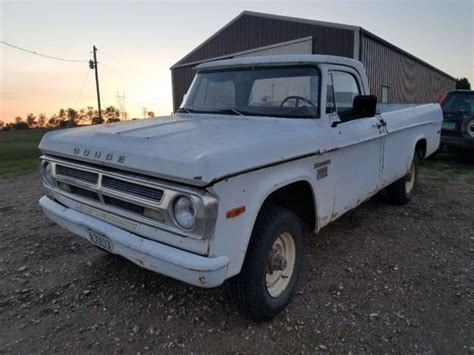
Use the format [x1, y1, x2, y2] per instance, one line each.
[266, 232, 296, 298]
[405, 162, 415, 194]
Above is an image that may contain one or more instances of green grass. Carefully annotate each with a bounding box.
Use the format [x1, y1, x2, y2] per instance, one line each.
[423, 149, 474, 184]
[0, 129, 55, 176]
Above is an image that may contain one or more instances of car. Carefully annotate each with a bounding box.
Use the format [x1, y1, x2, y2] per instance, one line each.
[439, 90, 474, 149]
[38, 55, 442, 320]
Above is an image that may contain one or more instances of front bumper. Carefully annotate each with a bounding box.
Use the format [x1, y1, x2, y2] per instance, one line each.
[441, 135, 474, 149]
[39, 196, 229, 288]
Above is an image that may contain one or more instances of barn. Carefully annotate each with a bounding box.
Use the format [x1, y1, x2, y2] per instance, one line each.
[170, 11, 455, 111]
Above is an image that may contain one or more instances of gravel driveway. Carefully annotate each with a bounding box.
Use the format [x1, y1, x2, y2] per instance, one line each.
[0, 169, 472, 353]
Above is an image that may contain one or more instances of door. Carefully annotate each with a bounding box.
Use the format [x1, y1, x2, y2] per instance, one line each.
[325, 68, 386, 218]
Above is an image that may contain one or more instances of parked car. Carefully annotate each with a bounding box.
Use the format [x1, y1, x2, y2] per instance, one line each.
[439, 90, 474, 149]
[38, 55, 442, 320]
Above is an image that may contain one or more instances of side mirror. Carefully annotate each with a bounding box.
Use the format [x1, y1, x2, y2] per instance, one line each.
[331, 95, 377, 127]
[352, 95, 377, 119]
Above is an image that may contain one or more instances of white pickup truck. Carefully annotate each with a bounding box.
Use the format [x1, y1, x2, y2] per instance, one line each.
[39, 55, 442, 320]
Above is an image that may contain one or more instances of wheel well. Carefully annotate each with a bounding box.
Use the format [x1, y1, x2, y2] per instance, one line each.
[415, 139, 427, 159]
[263, 181, 316, 231]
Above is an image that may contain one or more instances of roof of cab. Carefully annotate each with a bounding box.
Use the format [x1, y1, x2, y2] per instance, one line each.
[195, 54, 366, 73]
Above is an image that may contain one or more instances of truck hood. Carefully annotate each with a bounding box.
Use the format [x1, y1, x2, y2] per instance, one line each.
[39, 114, 327, 186]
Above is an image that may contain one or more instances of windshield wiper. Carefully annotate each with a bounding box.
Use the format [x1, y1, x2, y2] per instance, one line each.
[213, 108, 249, 116]
[176, 107, 195, 116]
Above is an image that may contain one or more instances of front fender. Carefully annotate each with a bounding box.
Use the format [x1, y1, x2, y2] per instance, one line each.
[208, 156, 320, 278]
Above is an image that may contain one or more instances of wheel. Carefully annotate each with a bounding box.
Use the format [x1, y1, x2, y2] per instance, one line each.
[232, 205, 303, 321]
[386, 153, 419, 205]
[460, 117, 474, 143]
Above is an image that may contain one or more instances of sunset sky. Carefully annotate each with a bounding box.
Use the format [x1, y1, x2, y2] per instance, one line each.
[1, 0, 473, 123]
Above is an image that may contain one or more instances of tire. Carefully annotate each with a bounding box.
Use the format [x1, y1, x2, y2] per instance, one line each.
[460, 117, 474, 143]
[232, 205, 303, 321]
[386, 153, 419, 205]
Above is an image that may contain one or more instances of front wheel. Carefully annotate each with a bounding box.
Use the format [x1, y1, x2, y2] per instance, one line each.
[232, 205, 303, 321]
[386, 154, 419, 205]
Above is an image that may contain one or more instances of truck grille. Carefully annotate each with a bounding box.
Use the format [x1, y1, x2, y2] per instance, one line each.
[52, 160, 166, 219]
[102, 176, 164, 203]
[56, 165, 99, 184]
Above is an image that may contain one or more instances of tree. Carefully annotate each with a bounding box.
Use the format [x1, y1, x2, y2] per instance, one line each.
[0, 120, 4, 130]
[104, 105, 121, 123]
[48, 114, 59, 127]
[66, 108, 79, 126]
[58, 108, 67, 125]
[147, 111, 155, 118]
[37, 113, 46, 128]
[15, 116, 23, 124]
[456, 77, 471, 90]
[85, 106, 96, 125]
[26, 113, 37, 128]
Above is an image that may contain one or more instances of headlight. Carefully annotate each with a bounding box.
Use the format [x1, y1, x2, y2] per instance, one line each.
[172, 195, 196, 230]
[41, 161, 55, 187]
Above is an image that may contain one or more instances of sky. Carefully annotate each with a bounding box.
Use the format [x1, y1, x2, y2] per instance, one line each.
[0, 0, 473, 123]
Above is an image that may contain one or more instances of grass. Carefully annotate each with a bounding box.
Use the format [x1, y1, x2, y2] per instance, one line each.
[0, 129, 55, 176]
[423, 149, 474, 184]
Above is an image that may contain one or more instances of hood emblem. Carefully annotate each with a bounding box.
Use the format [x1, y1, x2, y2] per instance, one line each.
[73, 147, 126, 164]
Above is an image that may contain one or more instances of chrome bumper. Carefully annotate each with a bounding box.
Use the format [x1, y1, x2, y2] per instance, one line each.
[39, 196, 229, 288]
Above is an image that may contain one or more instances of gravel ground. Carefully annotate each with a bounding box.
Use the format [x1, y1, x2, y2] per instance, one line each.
[0, 168, 473, 353]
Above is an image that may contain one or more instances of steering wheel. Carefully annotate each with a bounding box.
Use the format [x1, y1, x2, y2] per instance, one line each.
[280, 96, 317, 108]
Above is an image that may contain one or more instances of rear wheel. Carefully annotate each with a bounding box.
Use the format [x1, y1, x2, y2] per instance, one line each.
[461, 117, 474, 143]
[232, 205, 303, 321]
[387, 154, 419, 205]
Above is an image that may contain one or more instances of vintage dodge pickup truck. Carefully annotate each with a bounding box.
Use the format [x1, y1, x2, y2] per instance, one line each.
[39, 55, 442, 320]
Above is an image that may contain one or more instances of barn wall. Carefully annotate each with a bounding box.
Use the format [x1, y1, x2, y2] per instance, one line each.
[361, 33, 455, 103]
[171, 14, 355, 110]
[171, 66, 196, 110]
[178, 14, 354, 65]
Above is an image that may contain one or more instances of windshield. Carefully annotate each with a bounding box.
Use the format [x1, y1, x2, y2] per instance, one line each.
[179, 66, 321, 118]
[442, 92, 474, 113]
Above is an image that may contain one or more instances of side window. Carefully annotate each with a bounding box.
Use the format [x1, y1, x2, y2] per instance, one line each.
[331, 71, 360, 115]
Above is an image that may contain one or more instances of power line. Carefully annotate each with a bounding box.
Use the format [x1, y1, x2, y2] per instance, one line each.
[99, 62, 127, 77]
[99, 49, 124, 65]
[67, 68, 91, 128]
[74, 69, 91, 107]
[0, 40, 88, 63]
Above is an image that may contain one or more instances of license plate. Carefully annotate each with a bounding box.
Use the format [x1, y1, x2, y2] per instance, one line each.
[89, 230, 114, 253]
[442, 121, 456, 130]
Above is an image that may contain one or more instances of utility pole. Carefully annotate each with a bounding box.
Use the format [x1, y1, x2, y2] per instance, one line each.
[89, 45, 102, 124]
[116, 91, 128, 120]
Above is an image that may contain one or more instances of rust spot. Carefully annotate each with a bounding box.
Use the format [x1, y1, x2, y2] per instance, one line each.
[197, 276, 206, 285]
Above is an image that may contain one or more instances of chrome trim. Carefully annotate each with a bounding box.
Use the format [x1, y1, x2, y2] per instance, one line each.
[40, 156, 218, 239]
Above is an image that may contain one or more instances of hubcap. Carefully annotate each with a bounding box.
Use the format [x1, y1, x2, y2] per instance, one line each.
[266, 232, 296, 298]
[405, 162, 415, 194]
[468, 121, 474, 138]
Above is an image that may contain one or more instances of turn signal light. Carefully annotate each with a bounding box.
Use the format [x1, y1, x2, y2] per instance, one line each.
[226, 206, 246, 219]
